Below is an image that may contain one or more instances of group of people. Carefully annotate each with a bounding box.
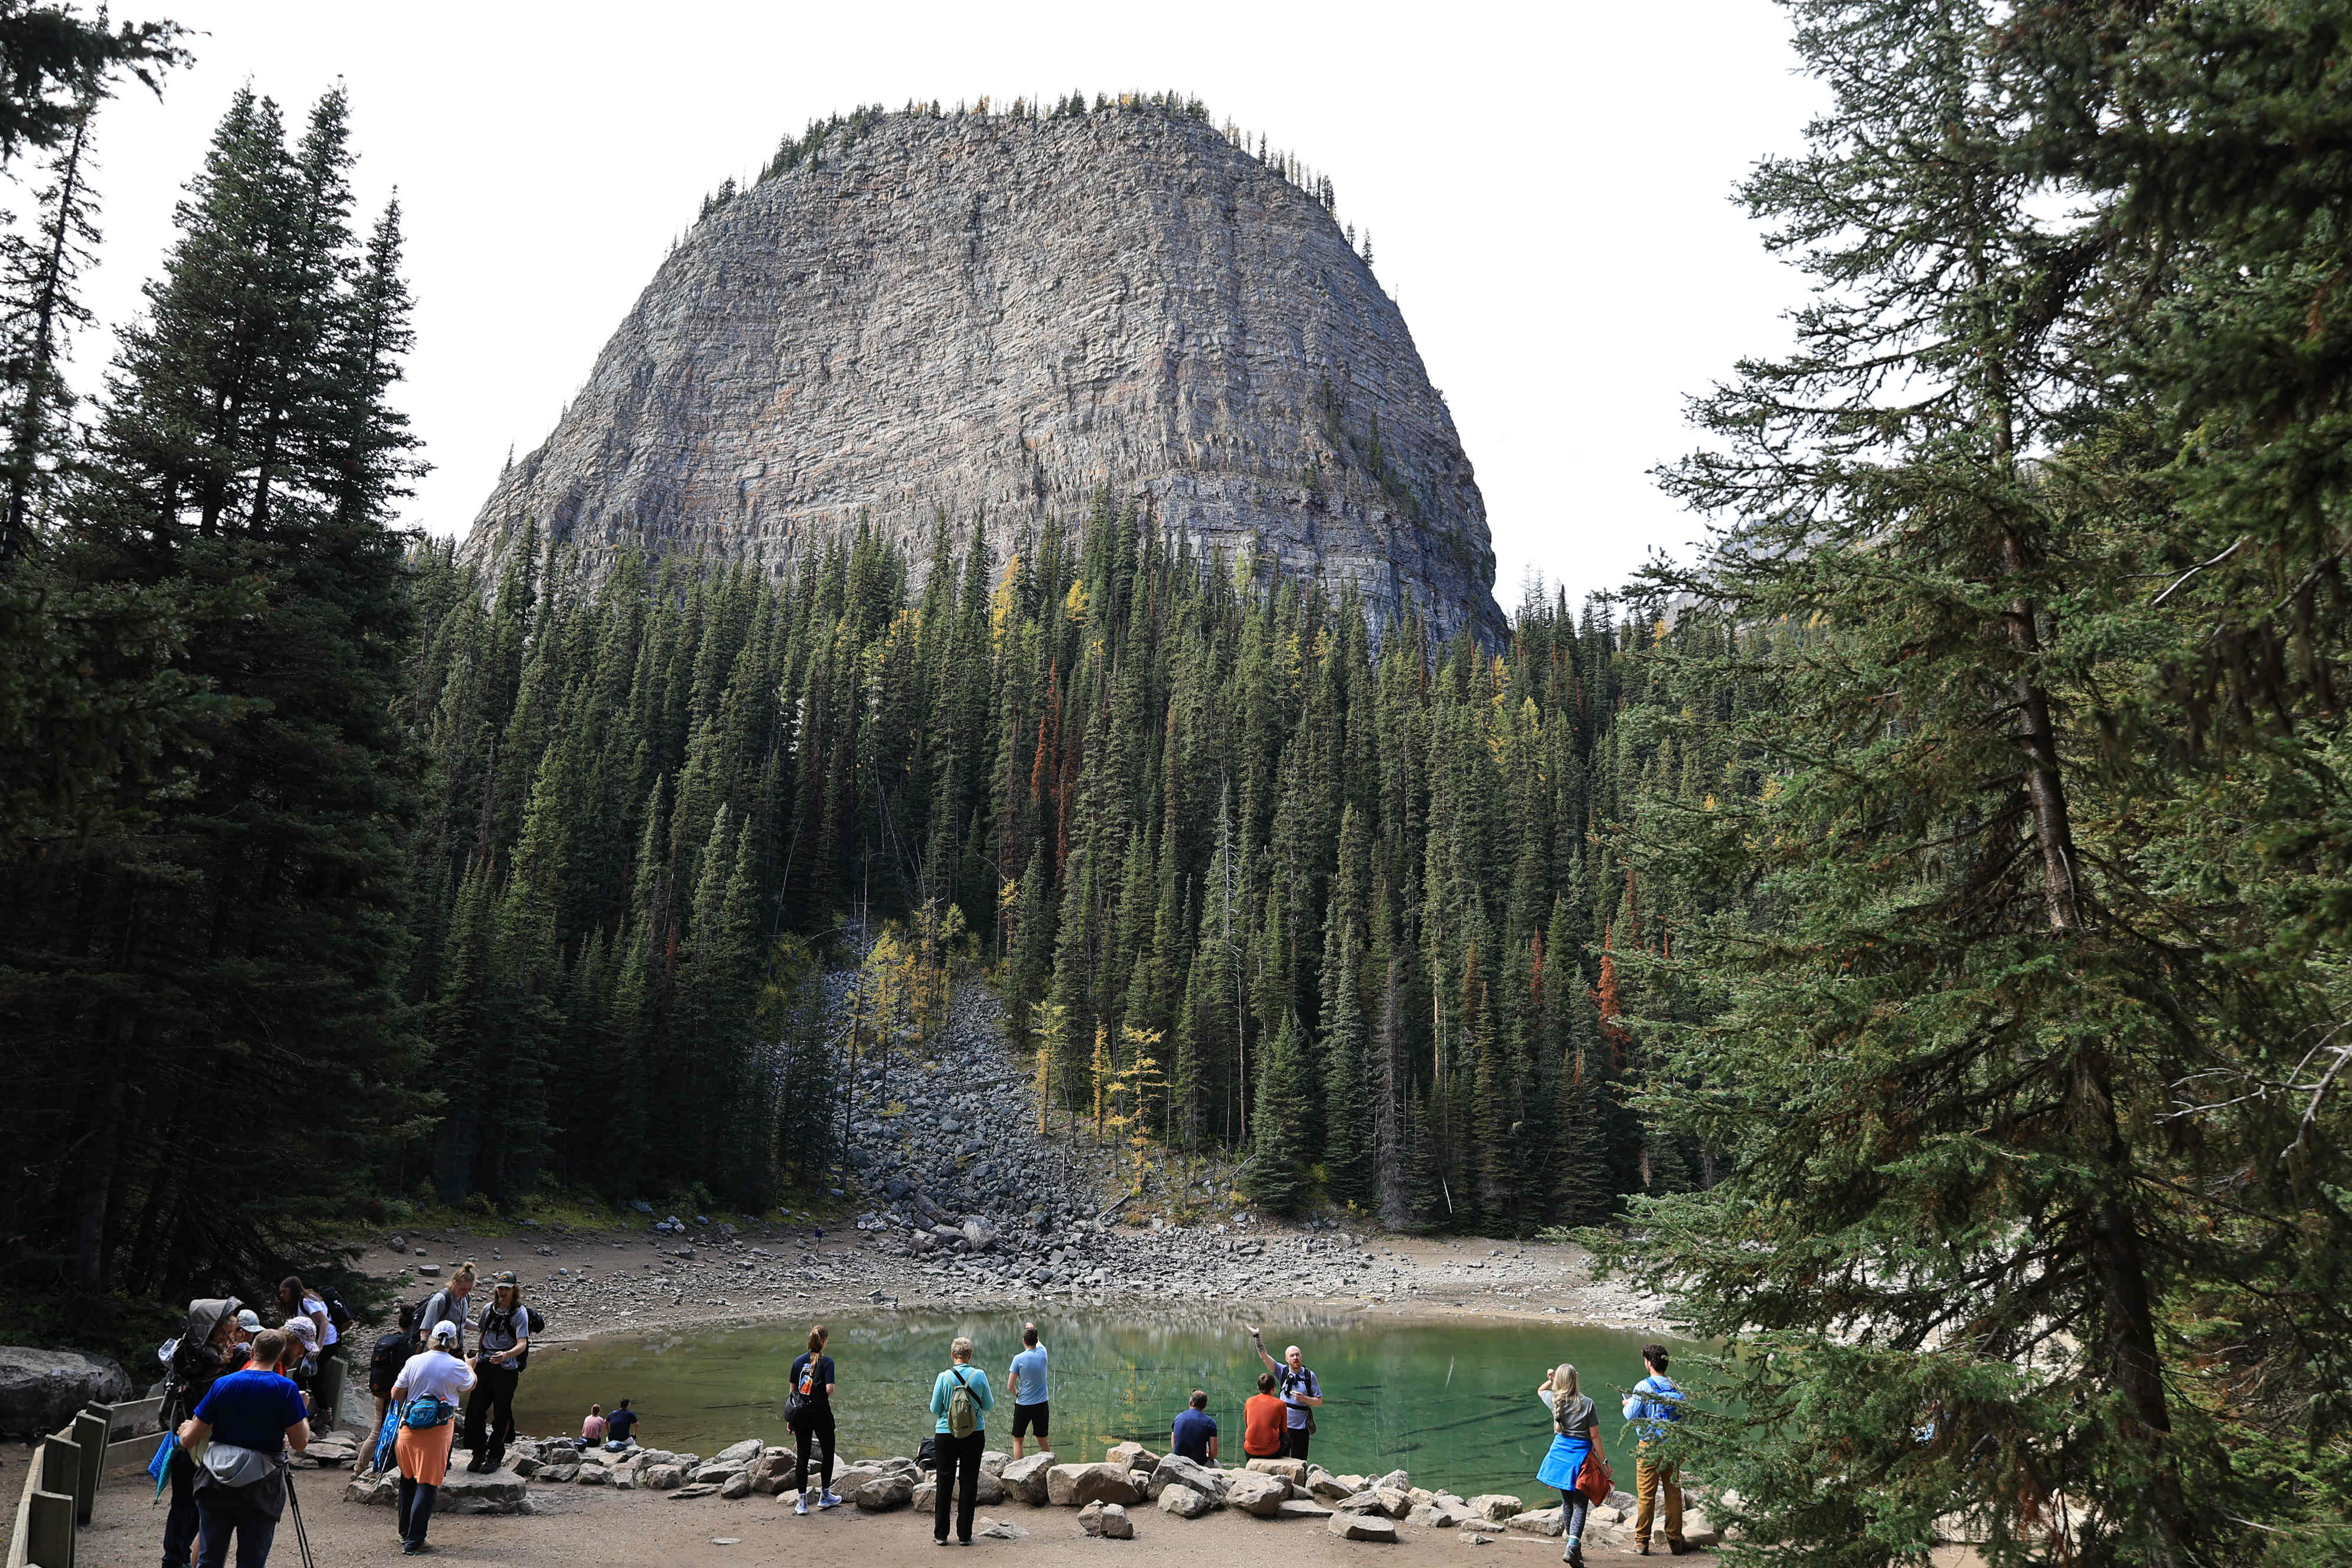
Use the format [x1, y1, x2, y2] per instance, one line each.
[1538, 1342, 1690, 1564]
[158, 1293, 330, 1568]
[776, 1321, 1686, 1561]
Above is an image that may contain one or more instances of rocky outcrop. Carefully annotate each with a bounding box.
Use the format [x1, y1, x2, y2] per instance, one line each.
[463, 103, 1501, 645]
[0, 1347, 131, 1438]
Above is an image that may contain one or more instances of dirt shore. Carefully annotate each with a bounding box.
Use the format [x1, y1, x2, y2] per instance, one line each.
[23, 1442, 1709, 1568]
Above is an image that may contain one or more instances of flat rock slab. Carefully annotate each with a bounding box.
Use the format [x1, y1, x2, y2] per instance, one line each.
[1276, 1499, 1334, 1519]
[977, 1518, 1028, 1540]
[1329, 1513, 1400, 1542]
[669, 1484, 721, 1500]
[1247, 1458, 1308, 1484]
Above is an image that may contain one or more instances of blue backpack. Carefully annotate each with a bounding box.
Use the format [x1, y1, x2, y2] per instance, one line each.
[401, 1394, 458, 1429]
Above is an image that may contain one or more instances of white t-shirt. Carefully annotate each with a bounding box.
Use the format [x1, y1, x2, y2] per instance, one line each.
[393, 1349, 476, 1406]
[301, 1293, 337, 1348]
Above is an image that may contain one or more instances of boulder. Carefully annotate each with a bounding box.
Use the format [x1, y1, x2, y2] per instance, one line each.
[1226, 1471, 1288, 1517]
[641, 1464, 685, 1491]
[1146, 1454, 1227, 1502]
[720, 1471, 752, 1500]
[436, 1468, 532, 1514]
[1157, 1484, 1213, 1519]
[827, 1465, 886, 1496]
[510, 1455, 542, 1478]
[693, 1463, 746, 1485]
[537, 1464, 581, 1484]
[854, 1472, 913, 1511]
[1308, 1469, 1355, 1502]
[1001, 1451, 1056, 1505]
[345, 1471, 399, 1506]
[981, 1450, 1010, 1476]
[0, 1347, 132, 1438]
[576, 1466, 613, 1487]
[1328, 1513, 1399, 1543]
[1375, 1469, 1412, 1492]
[1277, 1499, 1334, 1520]
[1247, 1457, 1308, 1485]
[1466, 1494, 1522, 1522]
[1105, 1441, 1149, 1469]
[1048, 1462, 1141, 1507]
[974, 1468, 1008, 1505]
[715, 1438, 765, 1464]
[1079, 1501, 1135, 1538]
[913, 1479, 936, 1511]
[1511, 1507, 1563, 1538]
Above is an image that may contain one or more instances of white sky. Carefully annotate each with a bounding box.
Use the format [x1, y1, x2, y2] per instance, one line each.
[55, 0, 1825, 607]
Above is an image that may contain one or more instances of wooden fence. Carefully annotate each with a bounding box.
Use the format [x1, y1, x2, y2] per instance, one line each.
[6, 1350, 351, 1568]
[6, 1396, 164, 1568]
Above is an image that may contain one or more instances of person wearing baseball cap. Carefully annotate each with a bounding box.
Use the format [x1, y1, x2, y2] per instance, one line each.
[463, 1272, 532, 1474]
[390, 1320, 475, 1554]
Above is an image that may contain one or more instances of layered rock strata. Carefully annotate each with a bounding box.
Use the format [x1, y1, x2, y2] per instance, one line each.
[462, 104, 1502, 642]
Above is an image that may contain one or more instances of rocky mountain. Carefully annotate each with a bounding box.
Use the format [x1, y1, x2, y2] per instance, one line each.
[460, 100, 1503, 642]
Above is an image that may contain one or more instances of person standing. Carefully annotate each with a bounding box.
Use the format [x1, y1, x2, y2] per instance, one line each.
[463, 1273, 531, 1472]
[1170, 1390, 1218, 1464]
[927, 1336, 994, 1546]
[1241, 1373, 1287, 1461]
[414, 1265, 475, 1355]
[366, 1307, 417, 1472]
[1005, 1322, 1050, 1460]
[160, 1298, 247, 1568]
[788, 1325, 841, 1515]
[1537, 1363, 1601, 1568]
[175, 1327, 310, 1568]
[277, 1277, 335, 1367]
[391, 1321, 476, 1555]
[1246, 1326, 1321, 1461]
[1623, 1344, 1688, 1556]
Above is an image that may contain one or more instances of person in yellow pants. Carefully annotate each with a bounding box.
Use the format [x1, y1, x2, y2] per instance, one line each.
[1623, 1344, 1688, 1554]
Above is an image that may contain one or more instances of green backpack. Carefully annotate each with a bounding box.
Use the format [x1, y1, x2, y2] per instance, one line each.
[946, 1367, 979, 1439]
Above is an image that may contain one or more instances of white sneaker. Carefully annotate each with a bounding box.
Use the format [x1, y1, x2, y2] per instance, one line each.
[818, 1491, 844, 1509]
[795, 1497, 810, 1515]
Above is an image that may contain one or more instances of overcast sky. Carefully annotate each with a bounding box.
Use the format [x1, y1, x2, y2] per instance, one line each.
[56, 0, 1825, 606]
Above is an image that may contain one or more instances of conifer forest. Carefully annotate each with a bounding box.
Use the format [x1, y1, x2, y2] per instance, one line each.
[6, 0, 2352, 1560]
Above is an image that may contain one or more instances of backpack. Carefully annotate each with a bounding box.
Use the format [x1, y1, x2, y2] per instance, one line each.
[945, 1368, 979, 1439]
[524, 1305, 546, 1336]
[406, 1292, 439, 1352]
[315, 1286, 354, 1335]
[785, 1354, 822, 1428]
[1576, 1427, 1613, 1506]
[368, 1332, 410, 1396]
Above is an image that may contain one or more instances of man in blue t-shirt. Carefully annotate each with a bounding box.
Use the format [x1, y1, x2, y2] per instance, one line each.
[603, 1399, 639, 1449]
[178, 1327, 311, 1568]
[1006, 1322, 1050, 1459]
[1622, 1343, 1688, 1554]
[1170, 1390, 1218, 1464]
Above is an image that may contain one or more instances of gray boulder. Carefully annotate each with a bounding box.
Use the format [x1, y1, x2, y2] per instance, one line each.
[640, 1464, 685, 1491]
[1047, 1462, 1140, 1507]
[576, 1466, 613, 1487]
[1158, 1484, 1213, 1519]
[720, 1470, 753, 1500]
[1466, 1494, 1522, 1522]
[1146, 1454, 1227, 1502]
[1511, 1506, 1563, 1538]
[714, 1438, 766, 1465]
[1001, 1451, 1056, 1504]
[854, 1472, 913, 1511]
[0, 1347, 132, 1438]
[1226, 1471, 1288, 1517]
[1079, 1501, 1135, 1538]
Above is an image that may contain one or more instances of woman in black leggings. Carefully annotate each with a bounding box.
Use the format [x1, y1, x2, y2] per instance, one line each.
[788, 1325, 838, 1514]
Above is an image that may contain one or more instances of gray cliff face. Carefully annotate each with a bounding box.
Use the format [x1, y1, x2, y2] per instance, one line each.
[461, 106, 1502, 642]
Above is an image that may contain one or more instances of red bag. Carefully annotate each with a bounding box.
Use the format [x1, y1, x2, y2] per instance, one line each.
[1576, 1427, 1613, 1505]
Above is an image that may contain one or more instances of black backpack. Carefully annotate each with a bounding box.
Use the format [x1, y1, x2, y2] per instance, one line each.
[524, 1305, 546, 1336]
[368, 1331, 410, 1394]
[316, 1286, 354, 1335]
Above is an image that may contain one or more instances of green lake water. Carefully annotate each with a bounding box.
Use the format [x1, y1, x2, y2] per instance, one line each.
[508, 1309, 1678, 1501]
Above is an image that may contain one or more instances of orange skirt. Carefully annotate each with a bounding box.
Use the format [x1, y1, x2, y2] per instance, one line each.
[395, 1420, 456, 1486]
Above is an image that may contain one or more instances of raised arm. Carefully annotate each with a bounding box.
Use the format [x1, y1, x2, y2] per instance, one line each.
[1246, 1328, 1280, 1377]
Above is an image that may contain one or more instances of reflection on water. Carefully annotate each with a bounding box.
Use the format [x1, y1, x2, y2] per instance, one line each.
[508, 1308, 1681, 1500]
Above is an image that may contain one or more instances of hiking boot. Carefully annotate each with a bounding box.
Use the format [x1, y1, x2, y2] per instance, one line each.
[1566, 1546, 1586, 1568]
[1668, 1543, 1691, 1557]
[818, 1491, 843, 1509]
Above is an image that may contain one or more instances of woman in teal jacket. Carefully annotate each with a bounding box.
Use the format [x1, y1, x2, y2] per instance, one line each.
[928, 1336, 995, 1545]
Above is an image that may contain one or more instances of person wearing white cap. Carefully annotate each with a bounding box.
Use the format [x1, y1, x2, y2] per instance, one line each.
[389, 1321, 476, 1554]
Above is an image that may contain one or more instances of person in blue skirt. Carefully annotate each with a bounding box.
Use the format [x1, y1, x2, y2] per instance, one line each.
[1537, 1363, 1601, 1567]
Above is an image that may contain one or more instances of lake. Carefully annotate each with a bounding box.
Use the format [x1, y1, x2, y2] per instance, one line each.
[508, 1308, 1677, 1501]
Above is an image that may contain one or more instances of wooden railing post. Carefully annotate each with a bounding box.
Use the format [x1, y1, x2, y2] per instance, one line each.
[70, 1413, 108, 1524]
[34, 1440, 76, 1517]
[24, 1489, 71, 1568]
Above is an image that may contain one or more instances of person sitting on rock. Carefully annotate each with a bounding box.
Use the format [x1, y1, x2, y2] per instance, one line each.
[603, 1398, 639, 1450]
[1242, 1372, 1288, 1461]
[579, 1403, 606, 1449]
[1171, 1389, 1219, 1465]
